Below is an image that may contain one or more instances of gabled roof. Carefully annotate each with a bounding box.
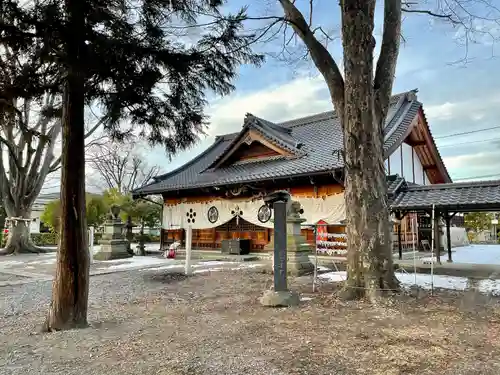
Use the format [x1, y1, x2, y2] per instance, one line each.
[391, 179, 500, 211]
[205, 113, 306, 170]
[134, 90, 449, 196]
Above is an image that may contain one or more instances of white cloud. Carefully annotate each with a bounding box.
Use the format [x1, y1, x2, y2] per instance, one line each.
[145, 74, 334, 172]
[425, 95, 500, 122]
[205, 75, 331, 136]
[443, 150, 500, 180]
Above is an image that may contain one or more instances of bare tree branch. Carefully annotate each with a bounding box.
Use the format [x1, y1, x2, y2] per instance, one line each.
[374, 0, 402, 127]
[277, 0, 345, 118]
[87, 142, 161, 194]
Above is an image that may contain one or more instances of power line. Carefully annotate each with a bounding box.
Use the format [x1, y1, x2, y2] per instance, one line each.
[438, 136, 500, 148]
[434, 125, 500, 139]
[454, 173, 500, 181]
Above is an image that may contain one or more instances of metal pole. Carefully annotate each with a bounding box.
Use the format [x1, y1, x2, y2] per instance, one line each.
[88, 226, 95, 264]
[313, 225, 318, 293]
[273, 200, 287, 292]
[412, 216, 417, 286]
[430, 204, 435, 295]
[185, 225, 192, 276]
[446, 215, 452, 262]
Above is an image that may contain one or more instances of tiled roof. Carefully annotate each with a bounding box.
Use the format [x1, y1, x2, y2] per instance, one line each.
[135, 90, 428, 195]
[391, 180, 500, 211]
[205, 114, 306, 170]
[387, 175, 407, 196]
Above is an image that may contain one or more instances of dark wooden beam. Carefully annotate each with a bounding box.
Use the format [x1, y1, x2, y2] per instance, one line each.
[445, 214, 452, 263]
[423, 165, 437, 170]
[407, 140, 427, 147]
[398, 221, 402, 260]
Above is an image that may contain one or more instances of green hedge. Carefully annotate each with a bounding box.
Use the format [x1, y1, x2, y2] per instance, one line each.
[27, 232, 161, 246]
[31, 232, 59, 246]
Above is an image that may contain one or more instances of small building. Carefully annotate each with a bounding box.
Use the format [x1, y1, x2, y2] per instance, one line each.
[31, 192, 60, 233]
[133, 90, 451, 253]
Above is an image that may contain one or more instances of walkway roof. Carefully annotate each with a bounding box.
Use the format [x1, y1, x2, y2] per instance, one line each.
[391, 179, 500, 212]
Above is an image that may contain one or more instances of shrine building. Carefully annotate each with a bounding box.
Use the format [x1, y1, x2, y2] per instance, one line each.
[132, 89, 451, 255]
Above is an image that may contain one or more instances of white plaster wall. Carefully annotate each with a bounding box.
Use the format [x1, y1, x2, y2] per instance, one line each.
[423, 173, 429, 185]
[401, 143, 414, 182]
[413, 149, 425, 185]
[30, 209, 43, 234]
[388, 145, 402, 176]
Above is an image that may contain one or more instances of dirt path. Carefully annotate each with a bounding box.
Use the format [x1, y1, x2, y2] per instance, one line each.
[1, 269, 500, 375]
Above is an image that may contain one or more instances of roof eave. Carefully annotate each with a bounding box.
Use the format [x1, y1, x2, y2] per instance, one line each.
[138, 167, 343, 196]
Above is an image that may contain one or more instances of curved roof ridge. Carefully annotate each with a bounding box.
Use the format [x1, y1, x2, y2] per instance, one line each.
[146, 137, 227, 184]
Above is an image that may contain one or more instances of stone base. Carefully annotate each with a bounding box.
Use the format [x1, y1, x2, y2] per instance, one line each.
[93, 240, 132, 261]
[260, 290, 300, 307]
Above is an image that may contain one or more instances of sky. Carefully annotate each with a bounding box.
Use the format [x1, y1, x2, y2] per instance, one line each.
[36, 0, 500, 194]
[141, 0, 500, 183]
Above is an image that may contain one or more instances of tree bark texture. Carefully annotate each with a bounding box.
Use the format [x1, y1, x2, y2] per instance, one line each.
[277, 0, 402, 301]
[45, 0, 89, 331]
[341, 0, 399, 301]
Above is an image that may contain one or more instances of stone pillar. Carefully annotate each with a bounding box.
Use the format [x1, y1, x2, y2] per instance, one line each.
[260, 191, 300, 307]
[93, 205, 132, 261]
[265, 201, 313, 276]
[125, 215, 135, 255]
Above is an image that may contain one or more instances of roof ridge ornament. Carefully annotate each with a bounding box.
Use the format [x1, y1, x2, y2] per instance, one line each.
[244, 112, 256, 126]
[406, 89, 418, 101]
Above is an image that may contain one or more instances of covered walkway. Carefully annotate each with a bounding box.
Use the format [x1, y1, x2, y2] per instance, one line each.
[391, 179, 500, 263]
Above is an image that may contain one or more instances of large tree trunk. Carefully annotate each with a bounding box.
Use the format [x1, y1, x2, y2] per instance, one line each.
[45, 0, 89, 331]
[0, 206, 50, 254]
[0, 211, 38, 254]
[341, 0, 399, 302]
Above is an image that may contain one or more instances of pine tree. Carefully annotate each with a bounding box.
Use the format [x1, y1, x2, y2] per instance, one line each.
[1, 0, 262, 330]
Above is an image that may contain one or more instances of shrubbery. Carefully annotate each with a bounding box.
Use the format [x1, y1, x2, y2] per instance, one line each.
[31, 232, 59, 246]
[25, 232, 161, 246]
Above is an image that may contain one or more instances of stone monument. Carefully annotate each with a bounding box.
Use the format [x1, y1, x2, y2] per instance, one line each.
[124, 215, 135, 256]
[93, 205, 133, 261]
[264, 200, 314, 276]
[260, 191, 301, 307]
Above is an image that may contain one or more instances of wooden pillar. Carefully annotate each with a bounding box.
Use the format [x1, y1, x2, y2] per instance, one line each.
[395, 211, 403, 260]
[434, 211, 441, 264]
[398, 221, 402, 260]
[446, 215, 452, 262]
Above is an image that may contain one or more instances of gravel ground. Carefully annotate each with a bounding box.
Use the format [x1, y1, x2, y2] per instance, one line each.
[2, 269, 500, 375]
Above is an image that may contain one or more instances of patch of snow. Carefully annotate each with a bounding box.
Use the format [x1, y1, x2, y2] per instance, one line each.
[193, 267, 224, 274]
[300, 297, 313, 301]
[317, 266, 331, 271]
[95, 256, 174, 270]
[318, 271, 346, 282]
[395, 272, 469, 291]
[28, 258, 56, 265]
[477, 279, 500, 295]
[0, 261, 25, 267]
[230, 263, 265, 270]
[422, 244, 500, 265]
[319, 270, 478, 293]
[143, 264, 183, 271]
[192, 261, 237, 268]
